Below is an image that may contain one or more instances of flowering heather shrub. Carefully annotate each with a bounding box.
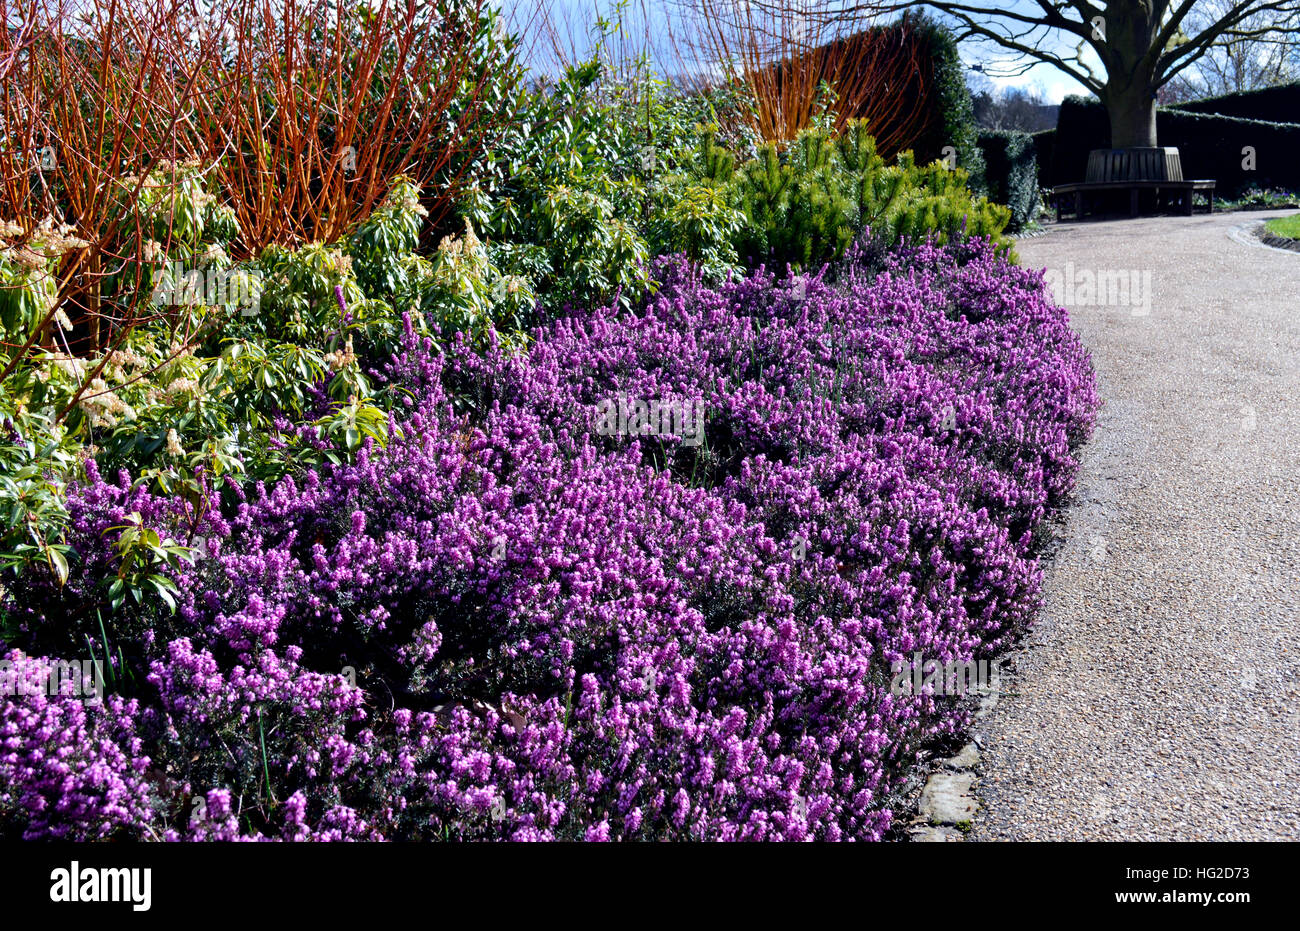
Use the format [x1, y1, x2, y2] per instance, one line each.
[0, 651, 155, 840]
[1, 237, 1096, 840]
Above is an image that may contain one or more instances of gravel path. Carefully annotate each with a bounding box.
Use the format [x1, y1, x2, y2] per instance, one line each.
[971, 211, 1300, 841]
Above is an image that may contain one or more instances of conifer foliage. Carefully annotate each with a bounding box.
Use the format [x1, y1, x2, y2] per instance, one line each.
[728, 119, 1011, 272]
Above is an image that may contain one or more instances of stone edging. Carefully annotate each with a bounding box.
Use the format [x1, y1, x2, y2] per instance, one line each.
[906, 673, 1005, 842]
[1260, 230, 1300, 253]
[1227, 220, 1300, 254]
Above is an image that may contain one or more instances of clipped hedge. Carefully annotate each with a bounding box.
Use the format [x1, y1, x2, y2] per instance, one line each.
[1031, 128, 1056, 187]
[977, 129, 1039, 230]
[910, 16, 985, 191]
[1170, 81, 1300, 122]
[1048, 95, 1300, 198]
[1046, 96, 1112, 187]
[1163, 110, 1300, 197]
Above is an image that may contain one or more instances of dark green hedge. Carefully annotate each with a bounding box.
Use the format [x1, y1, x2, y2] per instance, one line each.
[1047, 95, 1300, 197]
[911, 16, 985, 192]
[1031, 128, 1056, 189]
[1045, 96, 1108, 188]
[1170, 81, 1300, 122]
[976, 129, 1039, 230]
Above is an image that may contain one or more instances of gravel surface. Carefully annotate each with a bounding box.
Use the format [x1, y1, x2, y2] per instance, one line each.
[971, 211, 1300, 841]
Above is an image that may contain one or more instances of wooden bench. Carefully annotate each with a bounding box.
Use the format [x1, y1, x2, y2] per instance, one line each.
[1053, 147, 1215, 220]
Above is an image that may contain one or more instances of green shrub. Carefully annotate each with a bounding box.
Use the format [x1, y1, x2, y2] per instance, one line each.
[345, 175, 534, 352]
[458, 58, 744, 309]
[977, 129, 1041, 230]
[1, 170, 534, 537]
[0, 221, 76, 350]
[404, 218, 535, 351]
[730, 119, 1012, 272]
[0, 382, 77, 587]
[457, 51, 1006, 304]
[881, 154, 1011, 251]
[649, 172, 745, 279]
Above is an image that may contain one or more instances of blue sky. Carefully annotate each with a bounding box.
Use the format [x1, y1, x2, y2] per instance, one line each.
[497, 0, 1099, 102]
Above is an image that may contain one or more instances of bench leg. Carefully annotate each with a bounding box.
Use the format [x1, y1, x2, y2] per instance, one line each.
[1184, 190, 1193, 216]
[1075, 190, 1083, 219]
[1130, 188, 1139, 217]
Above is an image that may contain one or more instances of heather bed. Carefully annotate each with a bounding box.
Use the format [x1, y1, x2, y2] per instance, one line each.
[1, 236, 1097, 840]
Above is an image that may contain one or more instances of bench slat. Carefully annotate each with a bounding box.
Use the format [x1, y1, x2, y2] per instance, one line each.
[1084, 147, 1184, 183]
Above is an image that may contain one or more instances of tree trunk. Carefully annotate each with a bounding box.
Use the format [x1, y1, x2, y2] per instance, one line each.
[1106, 82, 1158, 147]
[1100, 2, 1161, 148]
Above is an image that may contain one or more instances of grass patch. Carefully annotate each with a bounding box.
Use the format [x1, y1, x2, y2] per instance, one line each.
[1264, 213, 1300, 240]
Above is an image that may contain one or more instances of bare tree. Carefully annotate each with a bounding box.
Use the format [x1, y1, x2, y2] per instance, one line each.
[788, 1, 1300, 147]
[675, 0, 932, 146]
[970, 74, 1060, 130]
[1160, 0, 1300, 98]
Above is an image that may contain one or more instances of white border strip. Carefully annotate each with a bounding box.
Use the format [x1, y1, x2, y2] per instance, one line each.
[1228, 220, 1300, 254]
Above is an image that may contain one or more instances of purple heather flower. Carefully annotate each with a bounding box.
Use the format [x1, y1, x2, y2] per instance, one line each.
[2, 237, 1096, 841]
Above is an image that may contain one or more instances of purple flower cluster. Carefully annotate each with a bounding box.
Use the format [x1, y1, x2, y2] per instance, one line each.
[0, 650, 155, 840]
[2, 237, 1096, 840]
